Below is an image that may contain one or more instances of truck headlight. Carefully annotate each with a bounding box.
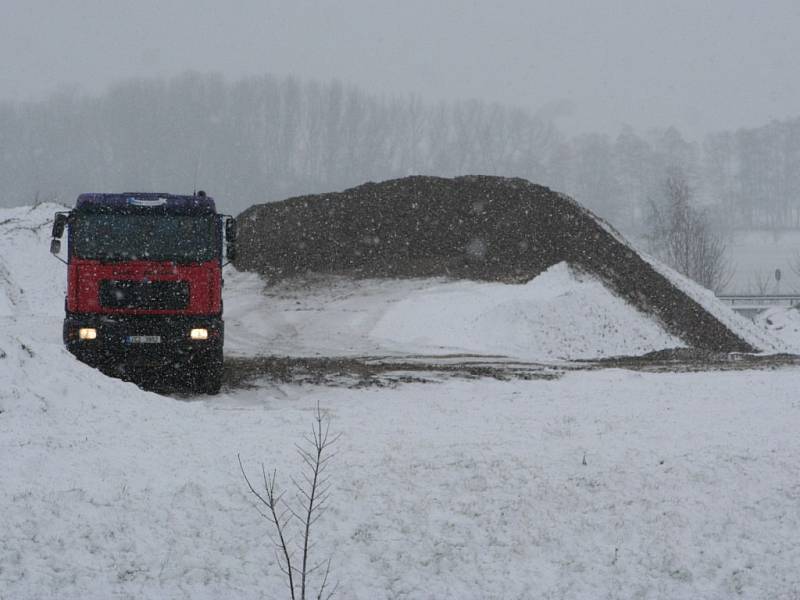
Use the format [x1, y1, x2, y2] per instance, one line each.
[190, 328, 209, 340]
[78, 327, 97, 340]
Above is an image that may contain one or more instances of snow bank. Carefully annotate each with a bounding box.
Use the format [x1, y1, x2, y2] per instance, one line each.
[224, 264, 685, 362]
[370, 263, 684, 360]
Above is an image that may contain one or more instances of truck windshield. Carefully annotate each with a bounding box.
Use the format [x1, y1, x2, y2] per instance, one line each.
[71, 213, 218, 262]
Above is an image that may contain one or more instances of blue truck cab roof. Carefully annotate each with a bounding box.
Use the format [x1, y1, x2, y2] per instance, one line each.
[75, 193, 217, 215]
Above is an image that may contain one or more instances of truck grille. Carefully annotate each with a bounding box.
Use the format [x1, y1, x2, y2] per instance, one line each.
[100, 280, 190, 310]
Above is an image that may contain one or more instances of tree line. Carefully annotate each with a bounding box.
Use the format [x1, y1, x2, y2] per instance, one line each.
[0, 71, 798, 232]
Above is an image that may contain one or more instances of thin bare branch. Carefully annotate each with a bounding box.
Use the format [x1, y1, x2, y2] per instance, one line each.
[238, 401, 339, 600]
[238, 454, 297, 600]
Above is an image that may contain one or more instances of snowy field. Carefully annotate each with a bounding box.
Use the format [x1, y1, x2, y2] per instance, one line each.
[3, 204, 800, 599]
[727, 229, 800, 294]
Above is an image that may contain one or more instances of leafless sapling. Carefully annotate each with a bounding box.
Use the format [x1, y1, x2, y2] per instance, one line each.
[238, 403, 340, 600]
[748, 269, 773, 295]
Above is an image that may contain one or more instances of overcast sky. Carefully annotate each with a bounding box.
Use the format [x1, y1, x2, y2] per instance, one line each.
[2, 0, 799, 138]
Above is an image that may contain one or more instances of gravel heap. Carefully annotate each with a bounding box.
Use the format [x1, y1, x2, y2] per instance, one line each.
[235, 175, 754, 352]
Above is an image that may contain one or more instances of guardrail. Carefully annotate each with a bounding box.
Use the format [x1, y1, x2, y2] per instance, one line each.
[717, 295, 800, 307]
[716, 294, 800, 320]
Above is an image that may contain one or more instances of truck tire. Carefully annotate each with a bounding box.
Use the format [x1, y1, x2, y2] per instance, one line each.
[194, 351, 223, 395]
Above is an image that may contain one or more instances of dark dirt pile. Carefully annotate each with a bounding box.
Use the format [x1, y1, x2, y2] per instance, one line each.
[235, 175, 754, 353]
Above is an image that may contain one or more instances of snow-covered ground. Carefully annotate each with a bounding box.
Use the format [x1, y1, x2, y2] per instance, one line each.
[3, 204, 800, 599]
[756, 305, 800, 352]
[4, 349, 800, 600]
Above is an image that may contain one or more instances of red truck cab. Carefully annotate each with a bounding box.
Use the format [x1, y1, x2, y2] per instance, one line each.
[50, 192, 236, 394]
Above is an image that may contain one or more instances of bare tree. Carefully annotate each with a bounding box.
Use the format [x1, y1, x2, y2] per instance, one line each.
[748, 269, 773, 295]
[239, 403, 340, 600]
[646, 171, 734, 293]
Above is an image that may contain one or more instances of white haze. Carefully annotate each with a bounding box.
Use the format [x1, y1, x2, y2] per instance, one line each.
[2, 0, 799, 138]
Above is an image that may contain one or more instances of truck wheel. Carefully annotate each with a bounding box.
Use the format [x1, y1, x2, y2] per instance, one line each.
[195, 352, 223, 395]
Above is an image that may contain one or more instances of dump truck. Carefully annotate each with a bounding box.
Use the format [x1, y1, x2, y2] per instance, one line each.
[49, 192, 236, 393]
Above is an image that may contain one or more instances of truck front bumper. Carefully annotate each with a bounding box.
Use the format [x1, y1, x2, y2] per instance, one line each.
[63, 313, 223, 369]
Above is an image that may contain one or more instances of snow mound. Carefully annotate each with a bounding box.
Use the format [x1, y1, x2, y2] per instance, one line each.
[370, 262, 684, 360]
[223, 263, 684, 361]
[0, 202, 165, 412]
[0, 327, 157, 415]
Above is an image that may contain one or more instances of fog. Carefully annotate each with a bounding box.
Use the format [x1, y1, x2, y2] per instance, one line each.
[3, 0, 800, 239]
[3, 0, 799, 137]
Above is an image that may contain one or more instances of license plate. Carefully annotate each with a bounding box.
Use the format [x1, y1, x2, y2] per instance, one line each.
[126, 335, 162, 344]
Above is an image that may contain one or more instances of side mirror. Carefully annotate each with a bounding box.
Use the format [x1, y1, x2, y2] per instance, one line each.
[50, 238, 62, 255]
[225, 217, 237, 261]
[52, 212, 68, 239]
